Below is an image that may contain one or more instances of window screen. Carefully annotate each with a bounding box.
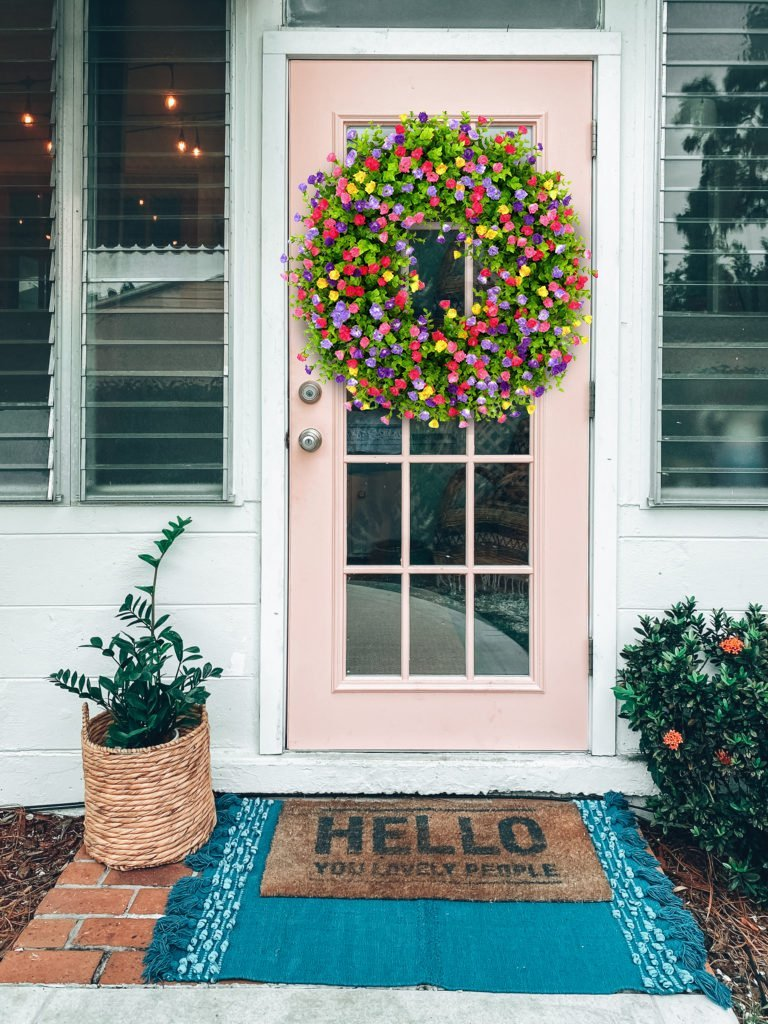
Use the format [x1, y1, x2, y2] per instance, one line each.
[0, 0, 56, 500]
[659, 1, 768, 502]
[83, 0, 229, 499]
[284, 0, 600, 29]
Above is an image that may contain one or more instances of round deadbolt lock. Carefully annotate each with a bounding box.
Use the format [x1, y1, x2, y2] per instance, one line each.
[298, 380, 322, 404]
[298, 427, 322, 453]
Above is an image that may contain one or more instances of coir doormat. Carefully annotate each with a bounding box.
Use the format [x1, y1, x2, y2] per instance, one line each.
[259, 798, 612, 902]
[143, 793, 731, 1008]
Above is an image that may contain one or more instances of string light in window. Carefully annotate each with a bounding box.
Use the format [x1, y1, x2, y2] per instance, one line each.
[20, 79, 35, 125]
[192, 129, 202, 158]
[164, 64, 178, 110]
[176, 127, 187, 153]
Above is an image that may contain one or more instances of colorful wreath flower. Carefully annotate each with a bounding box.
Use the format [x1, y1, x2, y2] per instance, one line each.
[662, 729, 684, 751]
[719, 635, 744, 655]
[283, 112, 595, 426]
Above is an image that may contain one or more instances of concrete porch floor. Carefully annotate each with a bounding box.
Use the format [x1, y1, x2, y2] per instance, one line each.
[0, 985, 740, 1024]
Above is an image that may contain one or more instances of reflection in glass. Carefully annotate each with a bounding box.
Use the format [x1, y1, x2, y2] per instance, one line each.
[347, 464, 402, 565]
[660, 2, 768, 494]
[410, 418, 466, 454]
[346, 575, 401, 675]
[410, 464, 466, 565]
[347, 407, 402, 455]
[475, 415, 530, 455]
[475, 575, 530, 676]
[475, 465, 529, 565]
[413, 229, 464, 323]
[409, 575, 466, 675]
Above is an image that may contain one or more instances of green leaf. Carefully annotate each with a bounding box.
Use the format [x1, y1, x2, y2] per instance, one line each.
[138, 553, 159, 568]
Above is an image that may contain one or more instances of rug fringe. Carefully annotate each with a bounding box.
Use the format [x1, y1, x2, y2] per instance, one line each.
[142, 793, 245, 983]
[603, 791, 732, 1009]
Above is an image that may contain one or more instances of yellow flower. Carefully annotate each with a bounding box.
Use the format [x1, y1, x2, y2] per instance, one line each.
[561, 325, 571, 335]
[347, 183, 358, 195]
[435, 163, 447, 175]
[382, 269, 393, 282]
[409, 277, 421, 292]
[457, 328, 468, 339]
[526, 405, 535, 415]
[537, 286, 548, 297]
[549, 189, 558, 199]
[329, 269, 340, 280]
[445, 308, 457, 319]
[329, 289, 339, 300]
[498, 204, 509, 215]
[428, 418, 439, 428]
[453, 250, 462, 260]
[485, 228, 498, 240]
[584, 314, 593, 324]
[420, 384, 434, 400]
[520, 266, 531, 277]
[435, 339, 448, 352]
[347, 385, 357, 395]
[365, 181, 376, 193]
[476, 225, 487, 237]
[455, 156, 466, 168]
[317, 278, 328, 289]
[544, 179, 554, 190]
[353, 170, 367, 183]
[348, 364, 358, 376]
[471, 303, 481, 315]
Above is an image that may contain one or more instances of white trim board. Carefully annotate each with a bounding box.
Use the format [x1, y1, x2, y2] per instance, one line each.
[259, 29, 623, 758]
[0, 751, 653, 807]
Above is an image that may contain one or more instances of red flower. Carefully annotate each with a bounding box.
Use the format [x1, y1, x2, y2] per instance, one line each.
[719, 636, 744, 655]
[716, 749, 732, 766]
[662, 730, 683, 751]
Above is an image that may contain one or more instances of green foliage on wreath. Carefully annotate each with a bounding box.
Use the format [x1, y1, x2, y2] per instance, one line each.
[614, 598, 768, 903]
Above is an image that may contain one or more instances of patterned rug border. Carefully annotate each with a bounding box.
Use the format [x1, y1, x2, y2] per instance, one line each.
[142, 792, 731, 1008]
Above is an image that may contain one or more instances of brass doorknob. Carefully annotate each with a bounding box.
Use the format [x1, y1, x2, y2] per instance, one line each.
[298, 427, 322, 453]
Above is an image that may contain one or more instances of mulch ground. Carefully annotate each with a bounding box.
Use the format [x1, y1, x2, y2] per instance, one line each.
[0, 806, 765, 1021]
[642, 820, 768, 1023]
[0, 807, 84, 955]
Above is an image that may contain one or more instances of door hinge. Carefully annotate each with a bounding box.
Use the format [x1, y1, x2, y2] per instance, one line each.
[591, 120, 597, 158]
[588, 379, 596, 420]
[588, 636, 594, 675]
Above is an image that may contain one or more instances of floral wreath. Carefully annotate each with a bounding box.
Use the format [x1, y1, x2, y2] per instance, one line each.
[282, 112, 595, 427]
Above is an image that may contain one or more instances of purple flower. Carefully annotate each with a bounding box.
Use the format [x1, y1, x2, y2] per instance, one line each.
[345, 149, 357, 167]
[298, 182, 307, 192]
[418, 111, 428, 123]
[346, 129, 357, 140]
[369, 303, 383, 320]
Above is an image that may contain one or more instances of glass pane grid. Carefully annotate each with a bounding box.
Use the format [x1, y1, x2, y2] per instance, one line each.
[658, 1, 768, 501]
[81, 0, 230, 500]
[344, 414, 533, 683]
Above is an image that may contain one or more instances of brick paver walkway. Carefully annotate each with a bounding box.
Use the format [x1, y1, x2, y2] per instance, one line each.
[0, 847, 188, 985]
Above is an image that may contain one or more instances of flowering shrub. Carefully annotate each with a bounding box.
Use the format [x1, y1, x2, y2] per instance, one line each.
[614, 598, 768, 903]
[283, 112, 595, 427]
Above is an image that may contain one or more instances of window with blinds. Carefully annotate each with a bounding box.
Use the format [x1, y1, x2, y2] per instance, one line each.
[0, 0, 56, 500]
[659, 0, 768, 502]
[83, 0, 229, 499]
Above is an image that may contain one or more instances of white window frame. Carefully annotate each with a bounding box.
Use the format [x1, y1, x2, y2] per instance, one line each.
[258, 28, 623, 757]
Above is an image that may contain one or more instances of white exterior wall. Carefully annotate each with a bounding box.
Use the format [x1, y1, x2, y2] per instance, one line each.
[0, 0, 763, 805]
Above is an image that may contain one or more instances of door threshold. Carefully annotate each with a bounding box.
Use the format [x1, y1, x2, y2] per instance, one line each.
[213, 751, 654, 798]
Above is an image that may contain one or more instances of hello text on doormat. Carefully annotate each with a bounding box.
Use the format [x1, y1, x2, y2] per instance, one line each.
[260, 799, 612, 902]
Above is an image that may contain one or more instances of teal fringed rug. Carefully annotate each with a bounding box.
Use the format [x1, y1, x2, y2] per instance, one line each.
[143, 792, 731, 1007]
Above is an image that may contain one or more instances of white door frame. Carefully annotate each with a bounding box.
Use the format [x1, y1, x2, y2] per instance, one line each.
[259, 29, 622, 759]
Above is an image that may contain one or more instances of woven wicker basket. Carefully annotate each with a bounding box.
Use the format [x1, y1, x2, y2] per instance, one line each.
[81, 704, 216, 871]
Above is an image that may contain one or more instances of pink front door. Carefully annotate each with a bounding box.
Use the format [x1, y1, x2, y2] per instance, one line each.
[287, 60, 592, 751]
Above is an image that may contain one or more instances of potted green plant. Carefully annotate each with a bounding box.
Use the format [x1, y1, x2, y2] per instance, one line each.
[50, 516, 223, 870]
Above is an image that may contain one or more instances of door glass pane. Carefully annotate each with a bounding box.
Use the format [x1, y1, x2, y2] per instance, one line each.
[347, 464, 402, 565]
[409, 575, 466, 675]
[410, 418, 466, 454]
[475, 415, 530, 455]
[346, 575, 401, 675]
[347, 407, 402, 454]
[410, 463, 466, 565]
[413, 228, 464, 323]
[474, 575, 530, 676]
[475, 464, 529, 565]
